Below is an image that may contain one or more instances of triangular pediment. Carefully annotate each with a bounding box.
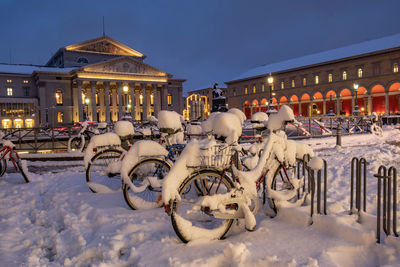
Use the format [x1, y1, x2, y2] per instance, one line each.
[65, 36, 144, 58]
[81, 57, 167, 76]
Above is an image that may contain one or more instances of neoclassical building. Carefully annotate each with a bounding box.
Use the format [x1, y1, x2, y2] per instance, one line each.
[225, 34, 400, 119]
[0, 36, 184, 128]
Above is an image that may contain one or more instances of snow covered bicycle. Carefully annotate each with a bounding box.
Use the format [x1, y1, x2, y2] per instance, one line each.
[68, 121, 106, 152]
[163, 106, 313, 243]
[0, 139, 30, 183]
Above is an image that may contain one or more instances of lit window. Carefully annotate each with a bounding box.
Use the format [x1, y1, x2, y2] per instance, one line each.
[253, 86, 256, 93]
[82, 93, 86, 104]
[140, 94, 143, 105]
[6, 80, 12, 83]
[7, 87, 13, 96]
[150, 94, 154, 105]
[23, 80, 29, 84]
[342, 71, 347, 80]
[55, 90, 63, 105]
[167, 94, 172, 105]
[25, 119, 34, 128]
[13, 119, 23, 128]
[96, 93, 99, 105]
[328, 73, 333, 82]
[280, 81, 284, 89]
[57, 112, 63, 123]
[262, 84, 265, 92]
[2, 119, 11, 128]
[358, 68, 363, 78]
[244, 88, 248, 94]
[315, 75, 319, 84]
[303, 77, 306, 86]
[291, 80, 295, 88]
[393, 63, 399, 73]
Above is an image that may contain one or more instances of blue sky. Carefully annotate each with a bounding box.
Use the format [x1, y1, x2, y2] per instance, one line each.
[0, 0, 399, 95]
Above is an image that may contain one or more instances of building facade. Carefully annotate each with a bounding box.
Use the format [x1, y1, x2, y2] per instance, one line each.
[225, 34, 400, 119]
[0, 36, 184, 128]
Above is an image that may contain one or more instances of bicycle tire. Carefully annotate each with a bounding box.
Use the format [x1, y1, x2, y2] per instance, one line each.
[171, 169, 235, 243]
[0, 158, 7, 177]
[85, 148, 124, 193]
[68, 136, 85, 152]
[267, 159, 299, 213]
[122, 158, 171, 210]
[15, 159, 30, 183]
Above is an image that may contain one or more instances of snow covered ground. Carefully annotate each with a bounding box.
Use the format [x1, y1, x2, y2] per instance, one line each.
[1, 127, 400, 266]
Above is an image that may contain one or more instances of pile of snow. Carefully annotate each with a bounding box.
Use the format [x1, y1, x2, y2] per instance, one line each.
[212, 113, 242, 144]
[84, 132, 122, 168]
[158, 111, 182, 131]
[186, 124, 202, 135]
[228, 108, 246, 124]
[97, 122, 108, 129]
[114, 121, 135, 137]
[157, 110, 185, 145]
[267, 105, 296, 131]
[251, 112, 268, 130]
[120, 140, 168, 192]
[201, 112, 220, 133]
[308, 156, 324, 170]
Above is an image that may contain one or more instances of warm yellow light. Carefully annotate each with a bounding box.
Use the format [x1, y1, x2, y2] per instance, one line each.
[361, 107, 365, 111]
[85, 98, 90, 104]
[353, 83, 359, 90]
[127, 104, 131, 109]
[317, 110, 320, 114]
[123, 85, 129, 93]
[77, 73, 168, 83]
[268, 76, 274, 84]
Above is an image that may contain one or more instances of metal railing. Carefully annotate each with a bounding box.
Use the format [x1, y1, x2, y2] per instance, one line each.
[350, 157, 368, 215]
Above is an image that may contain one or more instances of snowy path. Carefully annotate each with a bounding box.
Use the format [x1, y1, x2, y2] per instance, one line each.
[1, 128, 400, 266]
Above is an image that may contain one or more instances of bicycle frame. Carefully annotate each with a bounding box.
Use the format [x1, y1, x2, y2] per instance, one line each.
[0, 145, 20, 171]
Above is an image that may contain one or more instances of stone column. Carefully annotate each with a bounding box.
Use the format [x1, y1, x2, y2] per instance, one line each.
[153, 84, 159, 117]
[323, 99, 326, 115]
[130, 83, 135, 119]
[104, 82, 111, 123]
[367, 95, 372, 114]
[351, 95, 355, 113]
[161, 85, 168, 110]
[385, 92, 389, 115]
[142, 84, 147, 121]
[135, 89, 140, 120]
[91, 81, 97, 122]
[298, 101, 302, 116]
[309, 100, 313, 116]
[117, 82, 123, 119]
[77, 81, 84, 122]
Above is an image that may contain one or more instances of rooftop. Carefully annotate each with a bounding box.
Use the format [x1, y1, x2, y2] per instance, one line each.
[231, 33, 400, 82]
[0, 63, 74, 75]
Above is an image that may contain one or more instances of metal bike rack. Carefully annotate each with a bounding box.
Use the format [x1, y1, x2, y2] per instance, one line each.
[375, 165, 398, 243]
[297, 154, 311, 195]
[309, 159, 328, 218]
[350, 157, 367, 215]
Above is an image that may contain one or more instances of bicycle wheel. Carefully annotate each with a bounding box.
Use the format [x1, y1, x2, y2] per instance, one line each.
[86, 148, 123, 193]
[171, 169, 235, 243]
[0, 158, 7, 177]
[15, 159, 30, 183]
[122, 158, 171, 210]
[267, 159, 300, 212]
[68, 136, 85, 152]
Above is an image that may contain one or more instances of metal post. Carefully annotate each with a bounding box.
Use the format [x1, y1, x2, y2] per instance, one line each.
[388, 167, 398, 237]
[323, 159, 327, 215]
[336, 119, 342, 146]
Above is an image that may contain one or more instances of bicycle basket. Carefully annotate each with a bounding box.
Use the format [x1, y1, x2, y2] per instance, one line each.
[199, 144, 234, 169]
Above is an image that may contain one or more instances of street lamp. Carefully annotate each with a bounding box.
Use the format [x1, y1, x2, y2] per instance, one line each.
[123, 85, 129, 115]
[85, 98, 90, 121]
[353, 83, 360, 116]
[267, 74, 276, 115]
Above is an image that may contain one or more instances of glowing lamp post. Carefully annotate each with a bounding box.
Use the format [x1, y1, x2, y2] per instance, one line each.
[353, 83, 360, 116]
[267, 74, 276, 115]
[123, 85, 129, 114]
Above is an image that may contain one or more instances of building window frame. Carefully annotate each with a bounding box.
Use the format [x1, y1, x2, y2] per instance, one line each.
[280, 80, 284, 89]
[393, 62, 399, 73]
[302, 77, 307, 86]
[55, 89, 63, 105]
[244, 87, 248, 95]
[167, 94, 172, 105]
[6, 87, 13, 96]
[328, 73, 333, 83]
[6, 79, 12, 83]
[57, 112, 64, 123]
[252, 86, 256, 94]
[357, 67, 363, 78]
[315, 75, 319, 84]
[342, 70, 347, 80]
[291, 79, 295, 88]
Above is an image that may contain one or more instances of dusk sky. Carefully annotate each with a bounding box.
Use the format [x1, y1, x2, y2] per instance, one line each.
[1, 0, 400, 95]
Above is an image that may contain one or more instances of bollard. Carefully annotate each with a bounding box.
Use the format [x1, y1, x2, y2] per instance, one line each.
[307, 157, 328, 220]
[375, 165, 398, 243]
[350, 157, 367, 215]
[336, 119, 342, 146]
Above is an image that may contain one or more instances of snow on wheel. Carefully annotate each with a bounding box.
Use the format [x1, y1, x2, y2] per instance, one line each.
[371, 124, 383, 137]
[122, 158, 171, 210]
[68, 135, 85, 152]
[171, 170, 235, 243]
[85, 149, 123, 193]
